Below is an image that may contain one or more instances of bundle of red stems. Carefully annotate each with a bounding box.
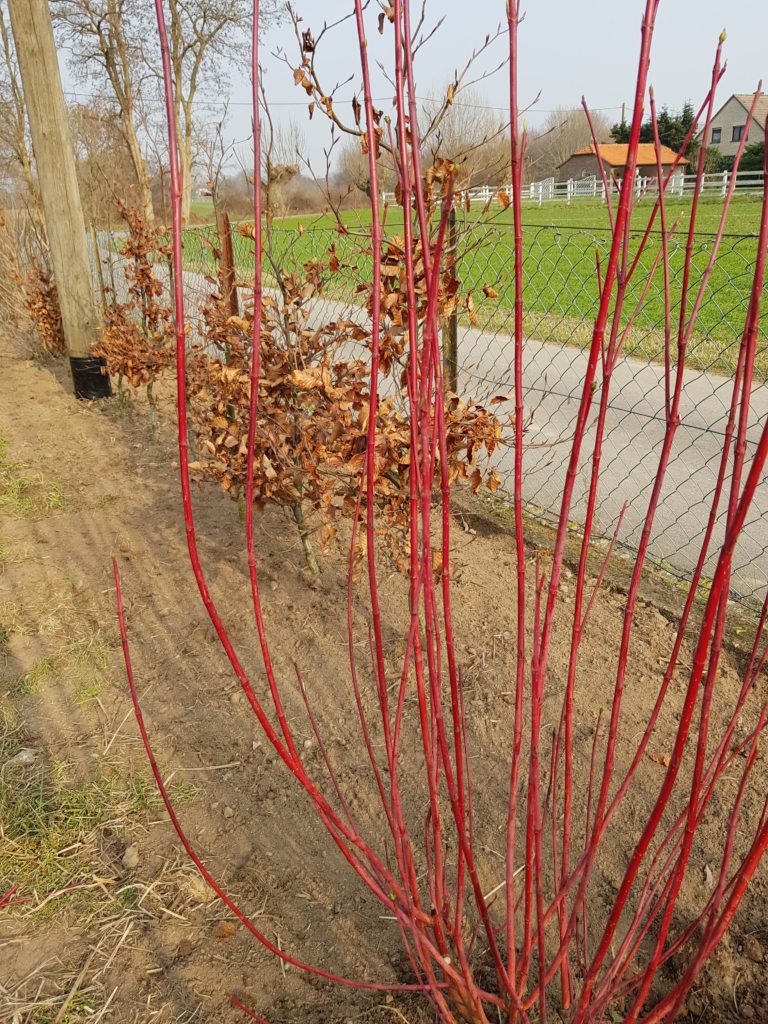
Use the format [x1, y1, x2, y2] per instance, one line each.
[114, 1, 768, 1021]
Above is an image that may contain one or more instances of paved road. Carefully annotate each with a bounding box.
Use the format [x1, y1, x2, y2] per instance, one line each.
[460, 324, 768, 601]
[99, 253, 768, 601]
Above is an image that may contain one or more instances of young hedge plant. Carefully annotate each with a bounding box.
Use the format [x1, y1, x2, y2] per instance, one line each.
[114, 2, 768, 1022]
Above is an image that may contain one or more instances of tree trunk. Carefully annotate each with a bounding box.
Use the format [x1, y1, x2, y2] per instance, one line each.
[123, 118, 155, 226]
[292, 500, 319, 578]
[180, 120, 193, 223]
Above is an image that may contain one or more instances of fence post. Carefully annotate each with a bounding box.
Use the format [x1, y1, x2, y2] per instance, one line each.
[217, 210, 240, 321]
[567, 179, 573, 205]
[443, 206, 459, 394]
[721, 169, 729, 197]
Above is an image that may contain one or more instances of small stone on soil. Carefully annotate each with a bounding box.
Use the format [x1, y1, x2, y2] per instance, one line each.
[3, 747, 38, 769]
[744, 936, 763, 963]
[223, 805, 235, 818]
[121, 843, 140, 870]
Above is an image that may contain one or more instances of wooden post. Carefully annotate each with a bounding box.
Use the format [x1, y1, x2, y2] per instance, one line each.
[217, 211, 240, 320]
[8, 0, 109, 398]
[443, 206, 459, 395]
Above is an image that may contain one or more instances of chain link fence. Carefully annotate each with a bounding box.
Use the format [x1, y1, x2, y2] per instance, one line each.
[92, 218, 768, 605]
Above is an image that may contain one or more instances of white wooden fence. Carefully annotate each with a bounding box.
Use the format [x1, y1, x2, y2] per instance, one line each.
[382, 169, 765, 207]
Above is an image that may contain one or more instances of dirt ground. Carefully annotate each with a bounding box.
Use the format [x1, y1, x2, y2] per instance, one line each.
[1, 332, 766, 1024]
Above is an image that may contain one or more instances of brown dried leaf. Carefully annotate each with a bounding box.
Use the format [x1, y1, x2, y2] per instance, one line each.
[466, 293, 477, 328]
[647, 752, 672, 768]
[487, 470, 502, 492]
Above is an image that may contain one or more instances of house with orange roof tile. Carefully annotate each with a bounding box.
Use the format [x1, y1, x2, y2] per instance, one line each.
[557, 143, 687, 182]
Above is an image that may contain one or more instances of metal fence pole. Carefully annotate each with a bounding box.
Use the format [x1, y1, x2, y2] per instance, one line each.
[443, 206, 459, 393]
[89, 222, 108, 310]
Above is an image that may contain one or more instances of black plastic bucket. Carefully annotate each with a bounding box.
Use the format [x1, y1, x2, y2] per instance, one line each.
[70, 356, 112, 401]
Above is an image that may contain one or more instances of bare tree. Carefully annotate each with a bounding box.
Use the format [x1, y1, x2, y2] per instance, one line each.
[261, 116, 305, 217]
[335, 137, 373, 197]
[197, 104, 237, 218]
[70, 97, 140, 224]
[334, 89, 506, 199]
[52, 0, 156, 224]
[0, 1, 44, 227]
[525, 106, 612, 183]
[135, 97, 171, 221]
[335, 136, 396, 199]
[420, 87, 509, 188]
[163, 0, 282, 222]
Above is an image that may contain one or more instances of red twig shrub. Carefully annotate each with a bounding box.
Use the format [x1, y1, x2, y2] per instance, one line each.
[114, 2, 768, 1022]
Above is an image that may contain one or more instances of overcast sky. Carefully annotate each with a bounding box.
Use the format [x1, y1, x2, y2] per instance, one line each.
[60, 1, 768, 172]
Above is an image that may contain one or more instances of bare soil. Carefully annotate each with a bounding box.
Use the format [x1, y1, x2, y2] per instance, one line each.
[0, 335, 766, 1024]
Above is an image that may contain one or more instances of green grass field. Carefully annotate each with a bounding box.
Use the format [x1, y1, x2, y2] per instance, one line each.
[181, 195, 766, 378]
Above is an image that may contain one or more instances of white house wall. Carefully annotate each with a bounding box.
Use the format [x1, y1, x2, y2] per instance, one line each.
[706, 96, 764, 157]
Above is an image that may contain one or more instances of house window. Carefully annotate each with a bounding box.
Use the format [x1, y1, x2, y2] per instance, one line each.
[711, 127, 722, 144]
[732, 125, 745, 142]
